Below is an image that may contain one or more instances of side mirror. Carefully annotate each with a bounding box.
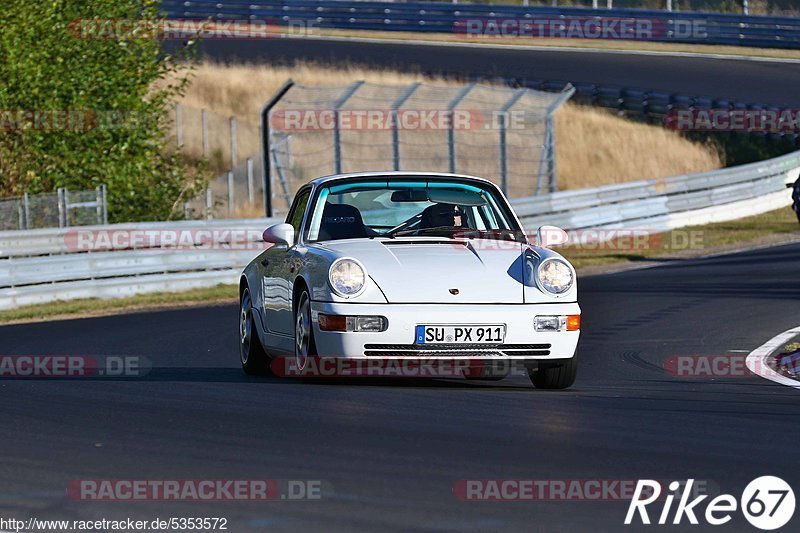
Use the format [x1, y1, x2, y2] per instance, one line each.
[537, 225, 568, 247]
[262, 223, 295, 246]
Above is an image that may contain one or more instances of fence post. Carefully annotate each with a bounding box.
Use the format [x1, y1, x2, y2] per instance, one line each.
[57, 187, 67, 228]
[332, 81, 365, 175]
[227, 171, 235, 217]
[261, 79, 295, 217]
[202, 109, 209, 158]
[743, 0, 749, 15]
[666, 0, 672, 11]
[230, 116, 238, 168]
[175, 103, 183, 147]
[184, 202, 191, 220]
[390, 82, 421, 171]
[17, 203, 24, 231]
[246, 157, 255, 204]
[95, 186, 103, 225]
[543, 85, 575, 194]
[22, 192, 30, 229]
[498, 89, 527, 196]
[206, 188, 213, 220]
[546, 115, 558, 193]
[101, 184, 108, 224]
[447, 83, 475, 174]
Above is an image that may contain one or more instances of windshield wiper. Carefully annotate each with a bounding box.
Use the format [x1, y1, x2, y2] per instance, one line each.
[386, 226, 460, 239]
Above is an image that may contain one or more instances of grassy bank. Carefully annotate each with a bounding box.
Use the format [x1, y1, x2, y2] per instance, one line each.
[174, 62, 721, 191]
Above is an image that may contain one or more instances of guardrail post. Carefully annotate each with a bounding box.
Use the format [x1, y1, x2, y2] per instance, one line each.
[246, 157, 255, 204]
[447, 83, 475, 174]
[390, 82, 421, 171]
[22, 192, 30, 229]
[333, 81, 365, 175]
[498, 89, 527, 196]
[261, 79, 295, 217]
[666, 0, 673, 11]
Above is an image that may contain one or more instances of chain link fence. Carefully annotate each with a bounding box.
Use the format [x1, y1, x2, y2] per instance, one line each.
[0, 186, 108, 231]
[261, 80, 573, 216]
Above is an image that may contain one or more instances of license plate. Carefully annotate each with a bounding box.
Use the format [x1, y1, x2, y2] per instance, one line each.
[415, 325, 505, 344]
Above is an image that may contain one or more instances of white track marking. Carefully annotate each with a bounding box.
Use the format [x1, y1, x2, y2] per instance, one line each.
[746, 325, 800, 389]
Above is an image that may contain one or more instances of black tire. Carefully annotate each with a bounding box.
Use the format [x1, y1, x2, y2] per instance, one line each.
[528, 354, 578, 390]
[293, 289, 317, 374]
[240, 287, 271, 375]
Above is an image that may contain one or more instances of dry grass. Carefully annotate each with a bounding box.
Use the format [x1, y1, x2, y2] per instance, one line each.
[555, 104, 721, 189]
[173, 61, 721, 192]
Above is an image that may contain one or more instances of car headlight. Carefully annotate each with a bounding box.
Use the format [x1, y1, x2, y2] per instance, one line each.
[329, 258, 367, 297]
[536, 258, 574, 295]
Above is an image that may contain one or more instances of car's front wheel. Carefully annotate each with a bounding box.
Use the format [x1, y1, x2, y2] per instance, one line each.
[294, 289, 317, 373]
[528, 354, 578, 389]
[240, 287, 271, 375]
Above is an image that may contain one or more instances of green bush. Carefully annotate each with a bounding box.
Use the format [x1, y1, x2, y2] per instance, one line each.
[0, 0, 207, 222]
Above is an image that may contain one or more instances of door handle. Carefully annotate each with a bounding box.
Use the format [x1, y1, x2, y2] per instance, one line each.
[260, 258, 270, 266]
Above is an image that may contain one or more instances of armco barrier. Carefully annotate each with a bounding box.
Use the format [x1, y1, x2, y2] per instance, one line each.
[0, 151, 797, 310]
[160, 1, 800, 49]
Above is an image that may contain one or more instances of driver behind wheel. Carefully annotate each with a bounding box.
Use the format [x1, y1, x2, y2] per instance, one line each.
[419, 203, 463, 229]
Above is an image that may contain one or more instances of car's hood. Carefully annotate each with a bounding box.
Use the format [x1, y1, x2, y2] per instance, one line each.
[322, 238, 525, 303]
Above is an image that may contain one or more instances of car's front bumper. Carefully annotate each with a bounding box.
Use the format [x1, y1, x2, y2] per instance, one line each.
[309, 301, 580, 360]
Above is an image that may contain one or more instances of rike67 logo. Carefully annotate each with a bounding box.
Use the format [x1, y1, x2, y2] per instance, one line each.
[625, 477, 795, 530]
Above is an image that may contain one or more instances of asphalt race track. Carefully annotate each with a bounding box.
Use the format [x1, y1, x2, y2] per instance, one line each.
[2, 242, 799, 531]
[195, 37, 800, 106]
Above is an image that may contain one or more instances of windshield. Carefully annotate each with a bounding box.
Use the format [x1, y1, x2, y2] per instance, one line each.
[305, 178, 521, 242]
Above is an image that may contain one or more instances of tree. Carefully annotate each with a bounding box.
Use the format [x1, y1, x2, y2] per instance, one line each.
[0, 0, 206, 221]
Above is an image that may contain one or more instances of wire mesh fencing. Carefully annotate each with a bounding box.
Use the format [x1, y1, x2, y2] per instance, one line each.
[263, 80, 573, 216]
[0, 186, 108, 231]
[174, 80, 572, 219]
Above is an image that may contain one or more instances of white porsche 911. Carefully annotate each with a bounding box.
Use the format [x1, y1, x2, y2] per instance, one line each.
[239, 172, 580, 389]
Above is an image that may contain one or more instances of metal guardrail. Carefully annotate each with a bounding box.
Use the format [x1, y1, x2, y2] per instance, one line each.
[1, 150, 796, 310]
[160, 1, 800, 49]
